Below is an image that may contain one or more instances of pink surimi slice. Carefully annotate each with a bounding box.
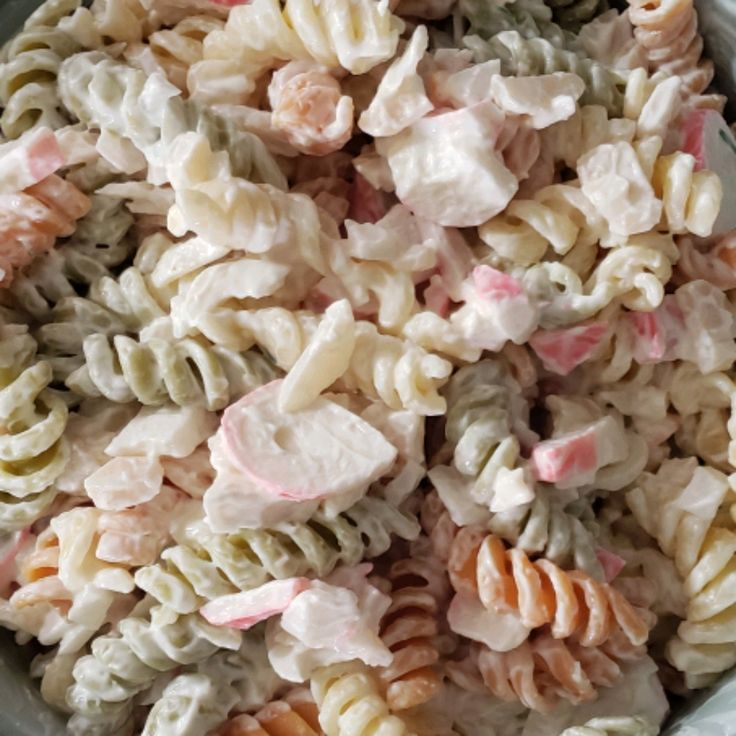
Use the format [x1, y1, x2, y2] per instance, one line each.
[0, 128, 65, 193]
[626, 297, 685, 365]
[680, 108, 736, 235]
[221, 381, 397, 501]
[200, 578, 311, 629]
[473, 264, 523, 299]
[531, 429, 597, 486]
[531, 417, 627, 489]
[596, 547, 626, 583]
[529, 322, 609, 375]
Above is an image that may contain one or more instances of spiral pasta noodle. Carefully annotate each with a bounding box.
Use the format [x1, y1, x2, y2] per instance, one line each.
[439, 360, 531, 509]
[627, 459, 736, 688]
[132, 15, 224, 92]
[215, 689, 322, 736]
[0, 174, 91, 289]
[460, 0, 576, 49]
[0, 325, 69, 530]
[194, 0, 403, 105]
[311, 662, 414, 736]
[0, 23, 80, 138]
[35, 266, 166, 369]
[58, 52, 285, 187]
[488, 495, 603, 579]
[134, 497, 420, 614]
[448, 527, 653, 648]
[65, 333, 277, 410]
[377, 555, 450, 710]
[9, 194, 135, 323]
[465, 30, 625, 115]
[450, 635, 631, 713]
[66, 610, 243, 733]
[628, 0, 713, 96]
[546, 0, 609, 31]
[141, 634, 280, 736]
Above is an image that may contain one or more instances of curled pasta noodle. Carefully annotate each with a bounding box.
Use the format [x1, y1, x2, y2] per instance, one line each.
[448, 528, 654, 648]
[546, 0, 609, 31]
[0, 325, 69, 530]
[35, 266, 166, 371]
[627, 459, 736, 687]
[58, 53, 285, 187]
[439, 360, 533, 511]
[194, 0, 403, 105]
[377, 554, 450, 710]
[141, 635, 281, 736]
[66, 611, 242, 733]
[9, 193, 134, 324]
[216, 688, 322, 736]
[0, 23, 80, 138]
[0, 174, 91, 289]
[460, 0, 576, 49]
[311, 662, 414, 736]
[479, 183, 607, 269]
[127, 15, 224, 92]
[560, 716, 658, 735]
[489, 495, 604, 579]
[134, 497, 420, 614]
[452, 635, 629, 713]
[628, 0, 713, 97]
[584, 245, 672, 313]
[464, 30, 625, 115]
[65, 333, 277, 410]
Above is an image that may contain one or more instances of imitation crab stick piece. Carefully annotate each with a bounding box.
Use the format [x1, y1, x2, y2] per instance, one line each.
[201, 578, 312, 629]
[221, 380, 397, 501]
[530, 417, 627, 489]
[0, 128, 65, 193]
[529, 322, 609, 375]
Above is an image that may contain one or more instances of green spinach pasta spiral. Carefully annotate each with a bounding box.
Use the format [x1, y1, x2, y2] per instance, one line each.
[0, 324, 69, 530]
[0, 23, 80, 138]
[67, 611, 242, 735]
[65, 334, 277, 410]
[464, 30, 625, 114]
[134, 497, 420, 614]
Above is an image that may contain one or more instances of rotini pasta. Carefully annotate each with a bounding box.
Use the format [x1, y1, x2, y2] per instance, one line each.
[627, 459, 736, 687]
[0, 325, 69, 530]
[464, 30, 625, 115]
[546, 0, 610, 31]
[215, 688, 322, 736]
[66, 609, 242, 732]
[452, 634, 630, 713]
[0, 23, 80, 138]
[377, 554, 450, 710]
[628, 0, 713, 96]
[193, 0, 403, 105]
[65, 333, 276, 410]
[134, 497, 420, 614]
[448, 527, 654, 648]
[311, 662, 414, 736]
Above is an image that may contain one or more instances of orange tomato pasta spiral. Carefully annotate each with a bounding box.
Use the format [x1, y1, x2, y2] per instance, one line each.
[0, 174, 90, 287]
[378, 555, 450, 710]
[215, 688, 323, 736]
[449, 635, 628, 713]
[627, 0, 713, 96]
[448, 527, 654, 648]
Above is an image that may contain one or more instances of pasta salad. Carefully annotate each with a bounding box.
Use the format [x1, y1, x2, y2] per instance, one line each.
[0, 0, 734, 733]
